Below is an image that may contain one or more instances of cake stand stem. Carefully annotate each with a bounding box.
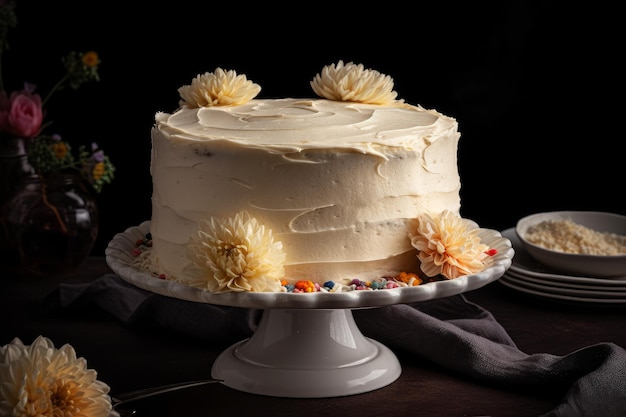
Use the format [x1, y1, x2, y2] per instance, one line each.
[211, 308, 401, 398]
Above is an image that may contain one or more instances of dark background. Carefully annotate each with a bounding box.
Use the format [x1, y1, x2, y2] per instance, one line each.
[4, 1, 624, 256]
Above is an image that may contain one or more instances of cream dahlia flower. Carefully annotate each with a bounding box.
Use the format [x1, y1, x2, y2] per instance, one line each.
[409, 210, 491, 279]
[310, 60, 403, 105]
[178, 68, 261, 108]
[0, 336, 112, 417]
[183, 211, 286, 292]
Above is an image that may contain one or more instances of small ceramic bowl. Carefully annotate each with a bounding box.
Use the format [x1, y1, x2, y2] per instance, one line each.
[515, 211, 626, 278]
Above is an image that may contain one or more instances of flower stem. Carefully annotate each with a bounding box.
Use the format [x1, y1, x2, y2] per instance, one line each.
[41, 73, 69, 107]
[38, 175, 68, 234]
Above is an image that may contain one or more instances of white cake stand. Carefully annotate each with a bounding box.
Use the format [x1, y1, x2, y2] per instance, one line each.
[106, 221, 513, 398]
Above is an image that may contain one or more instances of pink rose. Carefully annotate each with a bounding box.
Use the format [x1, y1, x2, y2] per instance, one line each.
[0, 87, 43, 138]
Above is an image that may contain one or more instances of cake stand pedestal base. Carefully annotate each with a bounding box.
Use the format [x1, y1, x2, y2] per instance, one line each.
[211, 308, 401, 398]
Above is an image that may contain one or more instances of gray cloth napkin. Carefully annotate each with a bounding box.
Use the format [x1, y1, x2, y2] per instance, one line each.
[43, 274, 626, 417]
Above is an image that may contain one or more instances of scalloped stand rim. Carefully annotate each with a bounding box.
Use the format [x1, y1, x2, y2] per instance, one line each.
[211, 308, 401, 397]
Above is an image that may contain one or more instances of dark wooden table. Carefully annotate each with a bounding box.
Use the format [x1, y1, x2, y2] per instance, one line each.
[1, 257, 624, 417]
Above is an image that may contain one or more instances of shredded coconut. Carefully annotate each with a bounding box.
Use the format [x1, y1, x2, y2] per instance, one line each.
[524, 219, 626, 255]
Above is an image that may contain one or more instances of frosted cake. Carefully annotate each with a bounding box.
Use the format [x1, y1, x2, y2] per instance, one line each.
[136, 61, 495, 293]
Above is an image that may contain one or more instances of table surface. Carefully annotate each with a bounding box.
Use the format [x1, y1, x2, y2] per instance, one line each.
[1, 257, 625, 417]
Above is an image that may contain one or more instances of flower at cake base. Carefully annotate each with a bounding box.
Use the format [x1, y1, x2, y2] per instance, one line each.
[183, 211, 286, 293]
[409, 210, 491, 279]
[0, 336, 112, 417]
[178, 68, 261, 108]
[310, 60, 403, 106]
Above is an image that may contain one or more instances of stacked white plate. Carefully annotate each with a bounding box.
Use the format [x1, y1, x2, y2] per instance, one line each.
[500, 228, 626, 306]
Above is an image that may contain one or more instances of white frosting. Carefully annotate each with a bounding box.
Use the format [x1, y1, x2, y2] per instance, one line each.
[149, 98, 461, 284]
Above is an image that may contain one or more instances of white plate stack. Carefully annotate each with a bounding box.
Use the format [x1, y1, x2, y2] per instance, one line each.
[500, 228, 626, 306]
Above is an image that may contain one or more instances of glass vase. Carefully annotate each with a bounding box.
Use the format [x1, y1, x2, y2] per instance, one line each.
[1, 173, 98, 275]
[0, 136, 35, 267]
[0, 136, 34, 206]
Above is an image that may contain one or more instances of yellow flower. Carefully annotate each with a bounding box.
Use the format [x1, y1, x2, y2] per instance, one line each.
[52, 141, 68, 159]
[178, 68, 261, 108]
[91, 161, 105, 181]
[183, 211, 286, 292]
[310, 60, 403, 105]
[82, 51, 99, 68]
[409, 210, 490, 279]
[0, 336, 112, 417]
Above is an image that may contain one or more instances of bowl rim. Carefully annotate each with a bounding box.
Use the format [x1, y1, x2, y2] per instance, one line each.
[515, 210, 626, 260]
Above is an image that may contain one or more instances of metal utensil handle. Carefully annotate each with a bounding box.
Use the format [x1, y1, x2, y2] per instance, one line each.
[112, 378, 222, 408]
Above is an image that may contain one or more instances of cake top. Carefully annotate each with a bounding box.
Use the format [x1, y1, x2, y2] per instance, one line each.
[155, 99, 456, 154]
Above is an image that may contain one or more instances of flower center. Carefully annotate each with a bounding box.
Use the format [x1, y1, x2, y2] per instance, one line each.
[50, 380, 78, 416]
[220, 242, 241, 256]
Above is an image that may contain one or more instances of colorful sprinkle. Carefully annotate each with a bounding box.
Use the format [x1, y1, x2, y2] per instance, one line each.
[294, 280, 316, 293]
[395, 272, 423, 286]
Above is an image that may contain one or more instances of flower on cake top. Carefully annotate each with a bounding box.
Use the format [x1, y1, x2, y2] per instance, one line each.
[183, 211, 286, 293]
[310, 60, 404, 105]
[409, 210, 492, 279]
[178, 68, 261, 108]
[0, 336, 112, 417]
